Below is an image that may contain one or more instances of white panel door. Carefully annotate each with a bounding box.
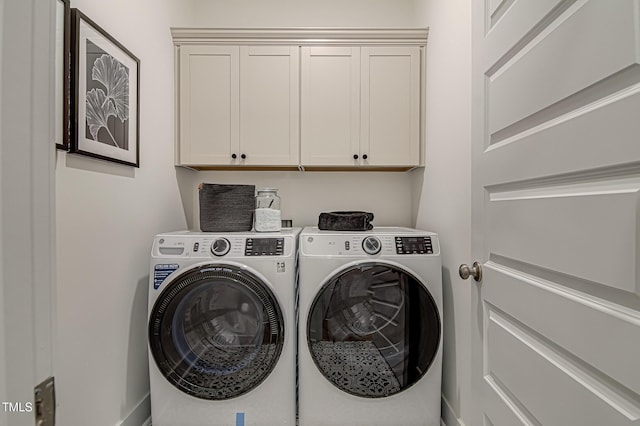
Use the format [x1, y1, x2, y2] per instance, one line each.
[1, 1, 56, 425]
[239, 46, 299, 166]
[178, 45, 239, 165]
[361, 46, 420, 167]
[301, 46, 360, 166]
[470, 1, 640, 425]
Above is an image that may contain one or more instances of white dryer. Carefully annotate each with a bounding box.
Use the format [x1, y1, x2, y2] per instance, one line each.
[148, 229, 300, 426]
[298, 227, 442, 426]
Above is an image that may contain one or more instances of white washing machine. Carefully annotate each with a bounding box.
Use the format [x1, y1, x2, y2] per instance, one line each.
[298, 227, 442, 426]
[148, 229, 300, 426]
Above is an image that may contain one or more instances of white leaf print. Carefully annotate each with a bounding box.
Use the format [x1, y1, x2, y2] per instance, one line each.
[91, 54, 129, 122]
[86, 88, 119, 147]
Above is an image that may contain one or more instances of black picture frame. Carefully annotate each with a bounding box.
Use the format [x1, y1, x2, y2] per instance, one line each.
[70, 9, 140, 167]
[55, 0, 70, 150]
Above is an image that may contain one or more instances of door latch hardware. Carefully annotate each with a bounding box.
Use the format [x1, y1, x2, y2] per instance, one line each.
[34, 376, 55, 426]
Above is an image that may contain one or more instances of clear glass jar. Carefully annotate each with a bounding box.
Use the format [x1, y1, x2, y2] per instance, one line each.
[254, 188, 281, 232]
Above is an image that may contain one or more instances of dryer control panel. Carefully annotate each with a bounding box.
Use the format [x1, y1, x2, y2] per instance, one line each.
[395, 236, 433, 254]
[301, 229, 439, 257]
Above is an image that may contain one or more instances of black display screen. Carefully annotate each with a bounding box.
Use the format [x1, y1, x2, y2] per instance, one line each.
[245, 238, 284, 256]
[395, 236, 433, 254]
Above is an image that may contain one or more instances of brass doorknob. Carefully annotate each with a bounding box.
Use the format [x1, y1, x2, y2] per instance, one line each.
[459, 262, 482, 282]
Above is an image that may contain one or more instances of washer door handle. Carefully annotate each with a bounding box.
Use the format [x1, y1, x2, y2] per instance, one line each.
[459, 261, 482, 282]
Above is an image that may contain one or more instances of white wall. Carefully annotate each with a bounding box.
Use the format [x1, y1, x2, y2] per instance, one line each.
[413, 1, 472, 425]
[169, 0, 425, 230]
[169, 0, 424, 28]
[181, 171, 414, 230]
[55, 1, 186, 424]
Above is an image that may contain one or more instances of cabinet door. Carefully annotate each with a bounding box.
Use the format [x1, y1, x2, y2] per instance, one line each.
[361, 47, 420, 167]
[240, 46, 299, 166]
[301, 46, 360, 166]
[178, 45, 239, 165]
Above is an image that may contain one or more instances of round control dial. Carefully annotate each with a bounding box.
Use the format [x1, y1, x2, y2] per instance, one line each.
[362, 236, 382, 255]
[211, 238, 230, 257]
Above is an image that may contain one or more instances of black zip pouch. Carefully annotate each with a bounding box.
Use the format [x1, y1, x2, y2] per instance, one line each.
[318, 211, 374, 231]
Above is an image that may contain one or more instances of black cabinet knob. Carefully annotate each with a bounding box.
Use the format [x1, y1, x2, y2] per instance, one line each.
[353, 154, 359, 160]
[241, 154, 246, 159]
[362, 154, 368, 160]
[231, 153, 237, 159]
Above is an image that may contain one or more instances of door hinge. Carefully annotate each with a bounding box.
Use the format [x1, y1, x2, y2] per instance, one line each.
[34, 376, 55, 426]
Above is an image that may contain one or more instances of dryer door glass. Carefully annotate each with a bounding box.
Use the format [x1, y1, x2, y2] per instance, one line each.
[307, 262, 440, 398]
[149, 265, 284, 400]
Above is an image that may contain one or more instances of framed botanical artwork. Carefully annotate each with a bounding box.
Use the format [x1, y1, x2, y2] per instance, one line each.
[70, 9, 140, 167]
[54, 0, 70, 150]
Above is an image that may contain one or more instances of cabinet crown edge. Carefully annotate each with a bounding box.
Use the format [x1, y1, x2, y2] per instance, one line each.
[171, 27, 429, 46]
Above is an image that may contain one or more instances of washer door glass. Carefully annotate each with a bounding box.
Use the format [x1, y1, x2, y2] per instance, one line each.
[307, 262, 440, 398]
[149, 265, 284, 400]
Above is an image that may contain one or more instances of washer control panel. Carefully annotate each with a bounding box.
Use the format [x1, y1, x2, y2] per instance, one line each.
[245, 238, 284, 256]
[153, 231, 298, 259]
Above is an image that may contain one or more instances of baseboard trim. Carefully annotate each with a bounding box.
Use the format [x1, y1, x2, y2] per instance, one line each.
[441, 395, 466, 426]
[117, 393, 151, 426]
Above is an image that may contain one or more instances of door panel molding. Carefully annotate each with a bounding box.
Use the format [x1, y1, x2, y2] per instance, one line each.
[488, 183, 640, 293]
[483, 373, 537, 426]
[487, 305, 640, 424]
[489, 1, 639, 137]
[483, 85, 640, 186]
[486, 0, 582, 71]
[484, 274, 640, 399]
[489, 64, 640, 145]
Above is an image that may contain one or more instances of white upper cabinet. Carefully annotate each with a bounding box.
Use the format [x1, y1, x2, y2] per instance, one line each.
[361, 46, 420, 167]
[178, 45, 239, 165]
[301, 47, 361, 166]
[173, 29, 427, 170]
[301, 46, 421, 167]
[239, 46, 299, 166]
[178, 45, 299, 167]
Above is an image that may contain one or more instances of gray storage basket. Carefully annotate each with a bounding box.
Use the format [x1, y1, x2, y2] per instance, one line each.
[198, 183, 255, 232]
